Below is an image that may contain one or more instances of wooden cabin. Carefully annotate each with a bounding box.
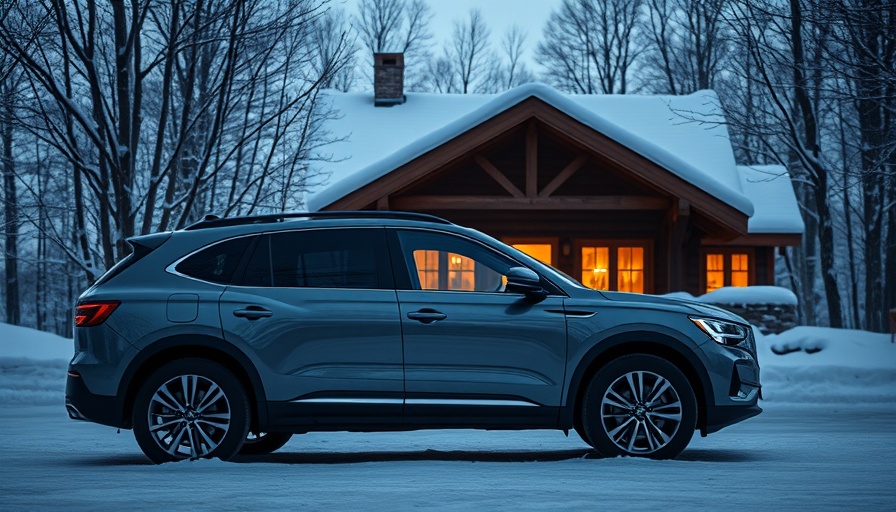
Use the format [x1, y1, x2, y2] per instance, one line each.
[305, 53, 803, 297]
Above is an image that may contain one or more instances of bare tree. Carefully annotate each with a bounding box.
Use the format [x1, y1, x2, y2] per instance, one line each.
[537, 0, 643, 94]
[725, 0, 844, 327]
[643, 0, 730, 94]
[482, 25, 536, 92]
[1, 49, 21, 324]
[420, 55, 458, 93]
[449, 8, 492, 94]
[0, 0, 351, 328]
[823, 0, 896, 331]
[353, 0, 432, 88]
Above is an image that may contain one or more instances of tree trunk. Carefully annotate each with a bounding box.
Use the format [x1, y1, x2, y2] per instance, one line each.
[790, 0, 842, 327]
[1, 74, 19, 325]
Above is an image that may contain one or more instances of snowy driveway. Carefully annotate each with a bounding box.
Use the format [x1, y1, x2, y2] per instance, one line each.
[1, 402, 894, 511]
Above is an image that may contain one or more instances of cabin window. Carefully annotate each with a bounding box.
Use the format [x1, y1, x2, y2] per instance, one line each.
[616, 246, 645, 293]
[580, 242, 648, 293]
[706, 254, 725, 292]
[581, 247, 610, 290]
[704, 252, 751, 293]
[511, 243, 553, 266]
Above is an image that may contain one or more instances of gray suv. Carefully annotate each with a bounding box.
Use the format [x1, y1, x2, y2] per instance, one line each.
[66, 212, 761, 463]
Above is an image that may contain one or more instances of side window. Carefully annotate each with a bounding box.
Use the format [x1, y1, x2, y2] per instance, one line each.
[175, 237, 252, 284]
[242, 229, 386, 289]
[396, 230, 515, 292]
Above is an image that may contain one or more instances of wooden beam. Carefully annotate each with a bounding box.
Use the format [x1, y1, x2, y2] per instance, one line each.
[474, 155, 524, 198]
[376, 196, 390, 210]
[538, 155, 589, 197]
[526, 121, 537, 197]
[702, 234, 803, 247]
[391, 195, 671, 210]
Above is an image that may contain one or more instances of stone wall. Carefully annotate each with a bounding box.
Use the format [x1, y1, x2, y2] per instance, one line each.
[710, 303, 798, 335]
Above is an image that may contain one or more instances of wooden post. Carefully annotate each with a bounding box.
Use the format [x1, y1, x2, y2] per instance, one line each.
[668, 199, 690, 292]
[526, 121, 537, 198]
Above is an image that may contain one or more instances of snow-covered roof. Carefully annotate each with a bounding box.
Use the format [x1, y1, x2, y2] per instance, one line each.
[737, 165, 805, 234]
[307, 83, 755, 215]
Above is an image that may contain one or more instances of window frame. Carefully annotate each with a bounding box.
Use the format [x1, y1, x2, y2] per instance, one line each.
[232, 227, 394, 290]
[387, 228, 563, 295]
[574, 239, 653, 293]
[700, 247, 755, 293]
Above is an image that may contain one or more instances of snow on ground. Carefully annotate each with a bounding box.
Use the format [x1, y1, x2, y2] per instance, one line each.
[2, 403, 895, 510]
[1, 322, 895, 510]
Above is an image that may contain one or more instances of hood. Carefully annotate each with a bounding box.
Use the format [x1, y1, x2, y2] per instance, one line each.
[597, 291, 749, 325]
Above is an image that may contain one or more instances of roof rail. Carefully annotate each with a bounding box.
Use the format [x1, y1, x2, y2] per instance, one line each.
[183, 211, 452, 230]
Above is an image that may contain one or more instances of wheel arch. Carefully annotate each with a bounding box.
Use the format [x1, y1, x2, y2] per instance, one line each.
[118, 334, 268, 431]
[563, 330, 713, 434]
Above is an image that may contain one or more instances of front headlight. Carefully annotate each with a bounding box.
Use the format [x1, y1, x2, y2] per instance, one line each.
[690, 317, 753, 352]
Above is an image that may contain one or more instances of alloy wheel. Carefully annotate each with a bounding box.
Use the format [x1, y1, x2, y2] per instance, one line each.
[147, 374, 232, 460]
[599, 370, 683, 455]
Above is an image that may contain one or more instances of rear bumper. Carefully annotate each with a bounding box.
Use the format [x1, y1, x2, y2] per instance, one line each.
[65, 371, 129, 429]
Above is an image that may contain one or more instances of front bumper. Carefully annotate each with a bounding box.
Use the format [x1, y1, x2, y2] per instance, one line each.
[65, 371, 129, 429]
[703, 403, 762, 435]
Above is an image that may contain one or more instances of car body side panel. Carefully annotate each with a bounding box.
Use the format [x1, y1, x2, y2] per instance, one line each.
[397, 290, 567, 408]
[220, 287, 404, 404]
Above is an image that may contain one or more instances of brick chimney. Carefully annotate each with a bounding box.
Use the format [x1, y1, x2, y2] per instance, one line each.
[373, 53, 405, 106]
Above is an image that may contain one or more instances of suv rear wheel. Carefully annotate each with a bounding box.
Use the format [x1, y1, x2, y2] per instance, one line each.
[132, 358, 250, 464]
[581, 354, 697, 459]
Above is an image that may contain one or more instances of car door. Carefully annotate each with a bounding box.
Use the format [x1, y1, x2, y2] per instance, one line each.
[219, 227, 403, 425]
[390, 228, 568, 427]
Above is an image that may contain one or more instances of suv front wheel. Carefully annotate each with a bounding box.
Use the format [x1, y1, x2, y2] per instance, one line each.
[581, 354, 697, 459]
[132, 358, 250, 464]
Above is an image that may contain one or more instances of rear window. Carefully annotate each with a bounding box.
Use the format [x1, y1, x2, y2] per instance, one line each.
[175, 237, 252, 284]
[240, 229, 384, 289]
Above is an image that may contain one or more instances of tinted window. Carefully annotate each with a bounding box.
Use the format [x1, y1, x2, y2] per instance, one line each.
[175, 237, 251, 284]
[242, 229, 385, 289]
[242, 236, 272, 287]
[396, 230, 515, 292]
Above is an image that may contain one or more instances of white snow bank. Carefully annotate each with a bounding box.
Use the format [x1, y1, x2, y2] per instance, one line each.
[756, 326, 896, 403]
[0, 323, 72, 405]
[699, 286, 798, 306]
[759, 326, 893, 367]
[0, 322, 73, 360]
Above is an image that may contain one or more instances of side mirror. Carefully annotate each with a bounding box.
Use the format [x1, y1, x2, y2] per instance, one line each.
[505, 267, 548, 299]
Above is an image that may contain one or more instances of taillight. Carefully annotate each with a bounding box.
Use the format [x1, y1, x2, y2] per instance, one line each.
[74, 301, 120, 327]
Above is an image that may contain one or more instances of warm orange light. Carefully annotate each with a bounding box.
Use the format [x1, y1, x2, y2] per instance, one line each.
[731, 254, 749, 287]
[511, 244, 553, 266]
[617, 247, 644, 293]
[706, 254, 724, 293]
[581, 247, 610, 290]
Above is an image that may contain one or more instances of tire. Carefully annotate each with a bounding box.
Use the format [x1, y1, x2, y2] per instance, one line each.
[238, 432, 293, 455]
[132, 358, 250, 464]
[581, 354, 697, 459]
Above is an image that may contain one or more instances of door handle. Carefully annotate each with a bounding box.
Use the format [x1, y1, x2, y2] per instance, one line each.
[233, 306, 273, 320]
[407, 309, 447, 324]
